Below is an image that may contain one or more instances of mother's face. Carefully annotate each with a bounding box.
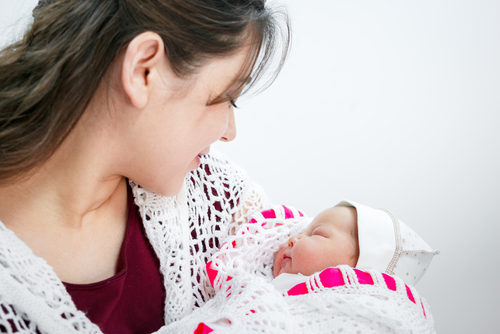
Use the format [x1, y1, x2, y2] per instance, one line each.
[115, 34, 251, 196]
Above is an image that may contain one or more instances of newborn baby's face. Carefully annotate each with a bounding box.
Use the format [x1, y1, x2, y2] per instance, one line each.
[273, 206, 359, 277]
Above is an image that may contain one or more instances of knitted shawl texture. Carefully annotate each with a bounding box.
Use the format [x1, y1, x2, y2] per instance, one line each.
[0, 152, 271, 333]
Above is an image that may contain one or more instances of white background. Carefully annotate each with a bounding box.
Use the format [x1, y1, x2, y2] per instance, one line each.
[1, 0, 499, 333]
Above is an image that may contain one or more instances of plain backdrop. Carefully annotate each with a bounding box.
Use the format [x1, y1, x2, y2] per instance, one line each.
[1, 1, 499, 333]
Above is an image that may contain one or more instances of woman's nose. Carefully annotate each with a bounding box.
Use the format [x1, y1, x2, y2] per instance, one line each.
[219, 107, 236, 142]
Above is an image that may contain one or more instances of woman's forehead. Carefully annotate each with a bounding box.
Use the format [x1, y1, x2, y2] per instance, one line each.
[205, 45, 256, 104]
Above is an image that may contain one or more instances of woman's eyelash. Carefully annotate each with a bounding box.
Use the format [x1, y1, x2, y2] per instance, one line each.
[230, 100, 238, 109]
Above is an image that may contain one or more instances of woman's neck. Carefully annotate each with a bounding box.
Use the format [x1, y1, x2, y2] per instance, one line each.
[0, 109, 129, 283]
[0, 123, 126, 231]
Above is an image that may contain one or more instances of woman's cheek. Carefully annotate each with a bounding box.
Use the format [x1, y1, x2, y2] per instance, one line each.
[205, 107, 230, 142]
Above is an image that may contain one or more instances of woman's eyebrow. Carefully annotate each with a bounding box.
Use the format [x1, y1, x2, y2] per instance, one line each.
[226, 76, 253, 95]
[207, 76, 253, 106]
[226, 75, 253, 94]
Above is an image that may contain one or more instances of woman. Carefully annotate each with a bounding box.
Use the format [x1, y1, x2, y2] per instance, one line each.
[0, 0, 289, 333]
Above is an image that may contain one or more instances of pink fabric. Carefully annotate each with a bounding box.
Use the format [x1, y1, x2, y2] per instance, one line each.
[285, 267, 425, 318]
[287, 268, 346, 296]
[354, 269, 374, 285]
[287, 282, 309, 296]
[282, 205, 304, 218]
[406, 285, 416, 303]
[206, 261, 218, 288]
[382, 273, 397, 291]
[318, 268, 345, 288]
[194, 323, 214, 334]
[421, 301, 427, 318]
[261, 208, 277, 219]
[283, 206, 294, 219]
[248, 205, 303, 225]
[206, 261, 232, 288]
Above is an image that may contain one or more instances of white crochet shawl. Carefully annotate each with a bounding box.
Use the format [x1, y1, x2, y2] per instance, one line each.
[0, 151, 271, 334]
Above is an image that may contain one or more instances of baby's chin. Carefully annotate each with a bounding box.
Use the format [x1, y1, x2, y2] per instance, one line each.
[273, 258, 282, 277]
[273, 247, 287, 277]
[274, 267, 284, 277]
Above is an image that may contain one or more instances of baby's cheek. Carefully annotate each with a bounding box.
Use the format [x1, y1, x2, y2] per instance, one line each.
[294, 244, 325, 276]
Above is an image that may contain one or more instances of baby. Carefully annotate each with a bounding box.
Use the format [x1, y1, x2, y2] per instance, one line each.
[273, 205, 359, 277]
[271, 200, 439, 292]
[201, 201, 438, 333]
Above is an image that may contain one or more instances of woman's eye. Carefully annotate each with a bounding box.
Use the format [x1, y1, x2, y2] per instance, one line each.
[230, 100, 239, 109]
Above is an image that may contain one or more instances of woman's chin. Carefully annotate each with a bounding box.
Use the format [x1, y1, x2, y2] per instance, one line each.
[136, 157, 201, 197]
[140, 175, 186, 198]
[192, 155, 201, 170]
[162, 181, 186, 197]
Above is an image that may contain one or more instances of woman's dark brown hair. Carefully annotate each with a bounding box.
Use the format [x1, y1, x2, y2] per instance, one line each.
[0, 0, 290, 184]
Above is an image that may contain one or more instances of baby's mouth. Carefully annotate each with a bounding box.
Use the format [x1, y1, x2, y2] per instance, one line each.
[281, 254, 291, 268]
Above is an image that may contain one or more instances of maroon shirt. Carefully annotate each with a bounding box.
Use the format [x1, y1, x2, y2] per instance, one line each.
[63, 184, 166, 334]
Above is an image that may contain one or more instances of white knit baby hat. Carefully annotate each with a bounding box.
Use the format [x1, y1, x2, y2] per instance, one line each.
[335, 200, 439, 286]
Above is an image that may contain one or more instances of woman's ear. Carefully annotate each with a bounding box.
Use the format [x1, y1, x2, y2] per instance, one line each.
[121, 32, 166, 109]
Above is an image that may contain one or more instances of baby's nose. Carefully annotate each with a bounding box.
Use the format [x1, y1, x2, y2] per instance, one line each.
[288, 234, 302, 247]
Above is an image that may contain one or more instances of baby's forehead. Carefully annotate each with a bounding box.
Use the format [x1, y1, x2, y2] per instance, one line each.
[310, 206, 357, 232]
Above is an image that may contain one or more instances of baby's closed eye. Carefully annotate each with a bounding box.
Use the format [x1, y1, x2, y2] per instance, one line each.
[311, 227, 329, 237]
